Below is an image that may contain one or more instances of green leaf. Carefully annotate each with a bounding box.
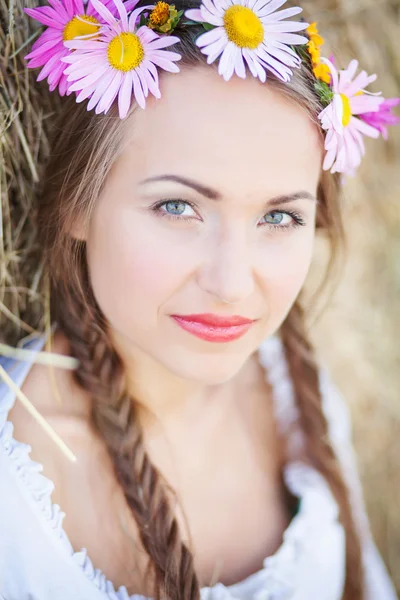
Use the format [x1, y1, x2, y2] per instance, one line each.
[314, 80, 334, 105]
[202, 22, 216, 31]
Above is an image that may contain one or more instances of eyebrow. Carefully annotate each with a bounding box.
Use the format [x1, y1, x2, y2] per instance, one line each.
[139, 174, 317, 205]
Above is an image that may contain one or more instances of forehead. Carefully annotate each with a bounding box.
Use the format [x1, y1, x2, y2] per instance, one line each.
[120, 67, 323, 196]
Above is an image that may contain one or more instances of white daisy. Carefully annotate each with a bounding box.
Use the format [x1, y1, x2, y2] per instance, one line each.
[185, 0, 308, 82]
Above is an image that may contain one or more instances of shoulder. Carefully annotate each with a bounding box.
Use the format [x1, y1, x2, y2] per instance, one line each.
[7, 330, 92, 448]
[1, 331, 96, 507]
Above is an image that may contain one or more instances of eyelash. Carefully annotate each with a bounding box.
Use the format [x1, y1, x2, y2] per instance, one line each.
[150, 199, 307, 231]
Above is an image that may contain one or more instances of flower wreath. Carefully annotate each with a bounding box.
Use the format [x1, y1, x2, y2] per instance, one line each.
[25, 0, 399, 176]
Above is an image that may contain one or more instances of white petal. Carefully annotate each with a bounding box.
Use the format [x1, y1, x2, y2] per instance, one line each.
[262, 6, 302, 21]
[233, 47, 246, 78]
[218, 42, 236, 81]
[257, 0, 288, 18]
[196, 27, 225, 48]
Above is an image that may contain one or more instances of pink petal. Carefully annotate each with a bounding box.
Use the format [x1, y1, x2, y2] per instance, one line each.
[87, 68, 115, 109]
[149, 54, 180, 73]
[36, 50, 66, 80]
[90, 0, 116, 25]
[64, 39, 107, 50]
[136, 65, 149, 97]
[145, 35, 181, 51]
[136, 26, 159, 43]
[128, 6, 153, 29]
[323, 142, 338, 171]
[350, 116, 380, 138]
[132, 69, 146, 109]
[119, 71, 133, 118]
[31, 28, 61, 51]
[47, 0, 72, 16]
[345, 71, 377, 97]
[68, 62, 109, 90]
[142, 58, 159, 87]
[48, 66, 66, 91]
[350, 95, 382, 115]
[25, 37, 62, 60]
[113, 0, 129, 29]
[24, 6, 65, 28]
[138, 65, 160, 98]
[76, 81, 99, 102]
[97, 70, 122, 113]
[58, 74, 70, 96]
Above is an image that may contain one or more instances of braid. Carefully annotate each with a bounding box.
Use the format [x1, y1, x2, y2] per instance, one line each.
[280, 300, 364, 600]
[54, 256, 201, 600]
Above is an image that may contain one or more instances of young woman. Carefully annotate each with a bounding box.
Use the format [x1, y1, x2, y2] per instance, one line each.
[0, 0, 398, 599]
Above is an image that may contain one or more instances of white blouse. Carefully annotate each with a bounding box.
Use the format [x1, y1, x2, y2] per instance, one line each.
[0, 333, 397, 600]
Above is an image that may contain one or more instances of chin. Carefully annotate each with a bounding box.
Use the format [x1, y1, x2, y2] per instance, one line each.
[163, 348, 253, 386]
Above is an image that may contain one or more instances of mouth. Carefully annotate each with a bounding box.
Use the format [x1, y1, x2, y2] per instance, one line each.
[170, 313, 256, 343]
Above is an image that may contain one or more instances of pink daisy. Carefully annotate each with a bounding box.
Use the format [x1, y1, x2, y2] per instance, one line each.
[359, 98, 400, 140]
[61, 0, 181, 118]
[318, 58, 384, 175]
[185, 0, 308, 83]
[24, 0, 138, 96]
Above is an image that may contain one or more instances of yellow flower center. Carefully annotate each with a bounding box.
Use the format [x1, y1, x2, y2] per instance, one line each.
[150, 1, 170, 26]
[223, 6, 264, 49]
[107, 32, 144, 72]
[63, 15, 100, 41]
[340, 94, 352, 126]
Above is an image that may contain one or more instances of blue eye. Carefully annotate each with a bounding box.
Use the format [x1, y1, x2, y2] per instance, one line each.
[164, 201, 186, 215]
[151, 201, 306, 231]
[263, 211, 285, 225]
[153, 200, 198, 220]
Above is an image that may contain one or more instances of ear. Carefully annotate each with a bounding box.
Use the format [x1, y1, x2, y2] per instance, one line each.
[68, 217, 88, 242]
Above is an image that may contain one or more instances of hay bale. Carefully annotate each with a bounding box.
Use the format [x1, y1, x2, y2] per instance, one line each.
[1, 0, 60, 344]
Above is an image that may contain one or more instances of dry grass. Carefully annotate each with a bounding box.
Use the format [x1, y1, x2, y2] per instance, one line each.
[1, 0, 399, 592]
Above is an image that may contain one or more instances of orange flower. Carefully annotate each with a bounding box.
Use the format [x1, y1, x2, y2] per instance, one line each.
[306, 22, 324, 47]
[149, 1, 170, 26]
[307, 39, 320, 63]
[313, 62, 331, 84]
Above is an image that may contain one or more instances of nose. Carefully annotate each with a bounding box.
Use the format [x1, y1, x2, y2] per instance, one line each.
[197, 229, 255, 305]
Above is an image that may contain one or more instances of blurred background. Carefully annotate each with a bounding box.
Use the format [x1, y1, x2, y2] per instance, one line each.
[300, 0, 400, 590]
[1, 0, 399, 593]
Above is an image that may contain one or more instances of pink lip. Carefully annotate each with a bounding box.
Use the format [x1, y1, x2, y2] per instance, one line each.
[170, 313, 255, 343]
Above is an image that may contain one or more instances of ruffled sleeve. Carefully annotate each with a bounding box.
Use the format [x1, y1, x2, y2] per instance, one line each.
[319, 369, 398, 600]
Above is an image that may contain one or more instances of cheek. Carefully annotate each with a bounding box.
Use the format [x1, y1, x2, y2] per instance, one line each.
[258, 229, 315, 325]
[85, 205, 188, 331]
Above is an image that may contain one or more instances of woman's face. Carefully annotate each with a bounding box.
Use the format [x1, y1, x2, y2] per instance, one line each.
[83, 67, 322, 385]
